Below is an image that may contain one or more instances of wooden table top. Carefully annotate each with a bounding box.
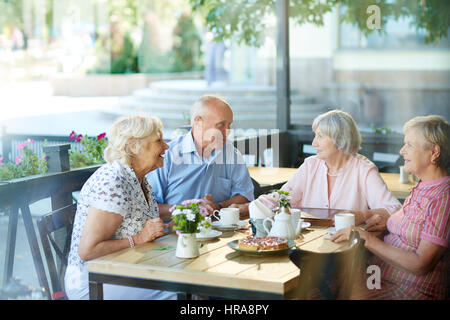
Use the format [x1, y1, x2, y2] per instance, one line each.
[248, 167, 416, 200]
[88, 223, 349, 298]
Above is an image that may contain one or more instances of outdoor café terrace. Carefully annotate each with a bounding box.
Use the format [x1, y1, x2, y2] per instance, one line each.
[0, 0, 448, 304]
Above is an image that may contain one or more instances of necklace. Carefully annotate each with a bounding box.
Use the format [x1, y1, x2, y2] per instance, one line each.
[327, 172, 339, 177]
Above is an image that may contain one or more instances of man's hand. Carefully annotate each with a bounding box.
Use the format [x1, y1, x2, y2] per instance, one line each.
[228, 203, 250, 219]
[203, 194, 219, 213]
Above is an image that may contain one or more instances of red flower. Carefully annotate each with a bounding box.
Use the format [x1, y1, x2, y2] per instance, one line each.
[76, 134, 83, 142]
[69, 131, 76, 141]
[97, 132, 106, 140]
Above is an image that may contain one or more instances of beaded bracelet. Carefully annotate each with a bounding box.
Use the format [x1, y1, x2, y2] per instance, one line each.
[127, 236, 135, 248]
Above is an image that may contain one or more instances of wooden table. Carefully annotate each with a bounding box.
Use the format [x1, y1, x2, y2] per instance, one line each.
[248, 167, 415, 200]
[88, 224, 349, 300]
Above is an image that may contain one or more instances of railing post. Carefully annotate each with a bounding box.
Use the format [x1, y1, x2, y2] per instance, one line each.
[42, 144, 71, 174]
[42, 144, 73, 210]
[2, 126, 12, 162]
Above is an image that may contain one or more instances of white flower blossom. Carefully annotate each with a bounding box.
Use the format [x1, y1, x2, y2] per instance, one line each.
[172, 209, 183, 216]
[186, 212, 196, 221]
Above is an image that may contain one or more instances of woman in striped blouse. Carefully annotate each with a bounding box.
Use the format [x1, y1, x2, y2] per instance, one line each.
[333, 115, 449, 299]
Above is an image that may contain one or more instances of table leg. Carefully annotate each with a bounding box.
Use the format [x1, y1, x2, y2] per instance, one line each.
[89, 281, 103, 300]
[177, 292, 192, 300]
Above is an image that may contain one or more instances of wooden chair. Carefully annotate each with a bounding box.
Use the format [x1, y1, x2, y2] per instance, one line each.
[288, 230, 366, 300]
[37, 203, 77, 300]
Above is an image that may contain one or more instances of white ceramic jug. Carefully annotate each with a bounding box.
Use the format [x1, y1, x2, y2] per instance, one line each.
[263, 207, 302, 240]
[176, 233, 200, 258]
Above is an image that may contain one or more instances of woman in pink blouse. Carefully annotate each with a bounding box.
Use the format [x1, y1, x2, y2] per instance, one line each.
[333, 115, 449, 299]
[236, 109, 402, 230]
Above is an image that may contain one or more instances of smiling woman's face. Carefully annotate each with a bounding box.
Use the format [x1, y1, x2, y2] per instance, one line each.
[399, 129, 433, 177]
[135, 131, 169, 173]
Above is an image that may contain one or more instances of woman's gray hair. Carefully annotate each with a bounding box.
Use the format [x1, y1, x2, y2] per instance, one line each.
[312, 109, 361, 155]
[403, 115, 450, 171]
[104, 115, 163, 166]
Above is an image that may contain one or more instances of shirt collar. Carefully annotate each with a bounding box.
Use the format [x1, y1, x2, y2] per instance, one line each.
[181, 130, 197, 154]
[180, 130, 221, 160]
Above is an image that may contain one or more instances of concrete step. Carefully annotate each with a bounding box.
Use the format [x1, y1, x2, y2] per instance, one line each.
[148, 80, 293, 96]
[112, 79, 328, 129]
[133, 89, 316, 105]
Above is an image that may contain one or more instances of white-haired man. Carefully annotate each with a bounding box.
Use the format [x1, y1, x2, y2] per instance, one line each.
[147, 95, 254, 219]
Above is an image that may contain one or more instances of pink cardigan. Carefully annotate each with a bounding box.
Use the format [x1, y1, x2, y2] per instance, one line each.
[260, 154, 401, 214]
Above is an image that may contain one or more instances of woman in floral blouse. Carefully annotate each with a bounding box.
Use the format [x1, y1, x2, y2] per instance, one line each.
[333, 115, 449, 299]
[65, 115, 175, 300]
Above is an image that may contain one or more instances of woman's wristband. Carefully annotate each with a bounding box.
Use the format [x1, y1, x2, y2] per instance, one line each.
[127, 235, 135, 248]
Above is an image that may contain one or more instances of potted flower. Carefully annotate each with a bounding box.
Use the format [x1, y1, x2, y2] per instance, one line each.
[170, 199, 212, 258]
[273, 190, 291, 214]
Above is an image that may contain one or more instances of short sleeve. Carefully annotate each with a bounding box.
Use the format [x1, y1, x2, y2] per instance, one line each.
[229, 157, 255, 201]
[364, 166, 402, 214]
[421, 193, 450, 248]
[88, 172, 130, 217]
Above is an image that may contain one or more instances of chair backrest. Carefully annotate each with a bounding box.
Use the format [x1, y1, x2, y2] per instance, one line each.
[37, 203, 77, 300]
[288, 230, 366, 299]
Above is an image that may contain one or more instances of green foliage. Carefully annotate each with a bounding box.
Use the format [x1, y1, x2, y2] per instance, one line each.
[190, 0, 450, 47]
[0, 0, 23, 30]
[172, 202, 206, 234]
[69, 131, 107, 169]
[171, 14, 203, 72]
[275, 190, 290, 208]
[370, 124, 400, 135]
[0, 140, 48, 181]
[111, 33, 139, 73]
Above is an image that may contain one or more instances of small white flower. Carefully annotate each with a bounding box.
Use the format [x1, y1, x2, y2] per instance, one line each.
[172, 209, 183, 216]
[186, 212, 196, 221]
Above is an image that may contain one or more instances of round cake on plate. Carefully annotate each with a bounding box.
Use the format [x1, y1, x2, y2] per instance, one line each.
[238, 236, 289, 251]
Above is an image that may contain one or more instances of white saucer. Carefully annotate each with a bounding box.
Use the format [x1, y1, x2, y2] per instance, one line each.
[211, 220, 248, 230]
[302, 222, 311, 229]
[196, 230, 222, 241]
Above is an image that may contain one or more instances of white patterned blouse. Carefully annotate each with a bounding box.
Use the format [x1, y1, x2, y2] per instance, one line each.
[64, 160, 159, 299]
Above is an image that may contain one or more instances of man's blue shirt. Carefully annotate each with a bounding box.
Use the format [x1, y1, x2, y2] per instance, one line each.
[146, 131, 254, 205]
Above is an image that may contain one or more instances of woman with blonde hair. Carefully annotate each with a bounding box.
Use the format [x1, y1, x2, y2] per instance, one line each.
[333, 115, 449, 299]
[64, 115, 174, 300]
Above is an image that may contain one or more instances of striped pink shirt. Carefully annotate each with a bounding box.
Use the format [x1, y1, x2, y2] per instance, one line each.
[379, 175, 450, 299]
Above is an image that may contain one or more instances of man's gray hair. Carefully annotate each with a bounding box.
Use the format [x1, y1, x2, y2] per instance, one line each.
[190, 94, 231, 123]
[312, 109, 361, 155]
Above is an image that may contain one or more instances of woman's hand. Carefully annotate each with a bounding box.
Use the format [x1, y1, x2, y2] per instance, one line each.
[330, 226, 371, 244]
[134, 218, 165, 245]
[348, 209, 390, 232]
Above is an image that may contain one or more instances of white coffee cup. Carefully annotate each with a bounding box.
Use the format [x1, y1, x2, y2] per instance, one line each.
[212, 207, 239, 226]
[334, 213, 355, 231]
[399, 166, 410, 184]
[290, 208, 302, 230]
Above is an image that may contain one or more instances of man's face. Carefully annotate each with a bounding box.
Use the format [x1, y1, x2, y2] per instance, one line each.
[195, 102, 233, 151]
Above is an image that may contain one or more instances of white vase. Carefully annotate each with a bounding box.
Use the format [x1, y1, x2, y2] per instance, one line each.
[176, 233, 200, 258]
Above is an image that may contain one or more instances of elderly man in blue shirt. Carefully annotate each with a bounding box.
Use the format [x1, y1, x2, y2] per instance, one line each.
[147, 95, 254, 220]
